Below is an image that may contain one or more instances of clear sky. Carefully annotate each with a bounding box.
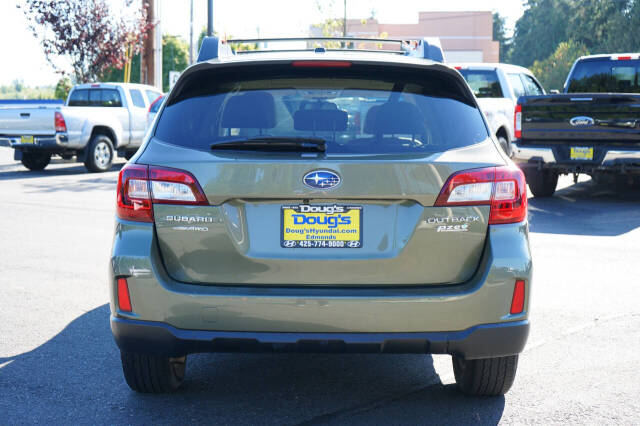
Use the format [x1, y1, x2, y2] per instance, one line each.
[0, 0, 525, 87]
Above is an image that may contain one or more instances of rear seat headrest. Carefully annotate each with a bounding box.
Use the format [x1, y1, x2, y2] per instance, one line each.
[364, 101, 426, 135]
[221, 92, 276, 128]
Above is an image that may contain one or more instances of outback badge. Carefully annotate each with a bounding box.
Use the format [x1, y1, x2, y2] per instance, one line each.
[303, 170, 341, 189]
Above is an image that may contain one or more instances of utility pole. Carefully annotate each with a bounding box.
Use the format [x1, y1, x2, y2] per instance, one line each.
[207, 0, 213, 36]
[141, 0, 162, 90]
[343, 0, 347, 37]
[153, 0, 162, 91]
[189, 0, 194, 64]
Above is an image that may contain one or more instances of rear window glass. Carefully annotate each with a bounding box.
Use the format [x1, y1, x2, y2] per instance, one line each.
[154, 65, 488, 155]
[568, 59, 640, 92]
[68, 89, 89, 106]
[458, 70, 504, 98]
[129, 89, 146, 108]
[68, 89, 122, 107]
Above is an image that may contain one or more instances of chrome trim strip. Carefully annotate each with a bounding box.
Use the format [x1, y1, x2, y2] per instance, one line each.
[512, 144, 556, 163]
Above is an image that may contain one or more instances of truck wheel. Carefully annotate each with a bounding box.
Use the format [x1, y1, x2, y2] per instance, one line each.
[497, 135, 512, 158]
[527, 169, 558, 197]
[21, 152, 51, 171]
[452, 355, 518, 396]
[120, 351, 186, 393]
[84, 134, 114, 173]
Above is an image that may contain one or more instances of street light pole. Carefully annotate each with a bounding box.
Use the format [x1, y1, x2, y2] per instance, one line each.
[207, 0, 213, 36]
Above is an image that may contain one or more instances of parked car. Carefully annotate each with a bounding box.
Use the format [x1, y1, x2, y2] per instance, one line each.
[512, 53, 640, 196]
[110, 37, 531, 396]
[0, 83, 163, 172]
[452, 63, 545, 157]
[146, 94, 166, 130]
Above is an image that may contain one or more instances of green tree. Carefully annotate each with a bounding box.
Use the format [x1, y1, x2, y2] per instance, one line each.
[510, 0, 571, 67]
[162, 34, 189, 91]
[54, 77, 73, 100]
[492, 12, 511, 61]
[567, 0, 625, 52]
[530, 40, 589, 91]
[101, 54, 140, 83]
[600, 0, 640, 53]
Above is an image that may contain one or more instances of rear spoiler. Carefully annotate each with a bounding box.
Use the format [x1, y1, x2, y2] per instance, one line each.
[197, 36, 444, 63]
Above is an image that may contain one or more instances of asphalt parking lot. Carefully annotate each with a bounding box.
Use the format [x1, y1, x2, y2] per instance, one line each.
[1, 147, 639, 425]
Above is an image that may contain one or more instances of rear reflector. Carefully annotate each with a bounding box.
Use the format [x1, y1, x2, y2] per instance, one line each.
[434, 166, 528, 225]
[116, 164, 208, 222]
[54, 111, 67, 133]
[510, 280, 526, 314]
[514, 104, 522, 139]
[117, 278, 132, 312]
[292, 60, 352, 68]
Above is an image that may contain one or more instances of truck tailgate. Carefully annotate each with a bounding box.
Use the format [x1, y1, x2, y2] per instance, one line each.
[0, 107, 56, 136]
[520, 94, 640, 142]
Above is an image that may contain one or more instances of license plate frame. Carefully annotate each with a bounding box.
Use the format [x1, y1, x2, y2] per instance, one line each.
[281, 204, 363, 248]
[570, 146, 593, 161]
[20, 135, 34, 144]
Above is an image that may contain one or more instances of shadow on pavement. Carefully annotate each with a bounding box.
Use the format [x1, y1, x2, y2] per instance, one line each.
[0, 162, 124, 181]
[528, 179, 640, 236]
[0, 305, 505, 425]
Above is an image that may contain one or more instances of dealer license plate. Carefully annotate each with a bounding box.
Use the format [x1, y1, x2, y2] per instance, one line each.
[20, 135, 34, 144]
[570, 146, 593, 160]
[281, 204, 362, 248]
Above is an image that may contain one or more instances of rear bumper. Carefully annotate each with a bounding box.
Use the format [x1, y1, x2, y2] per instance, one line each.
[513, 142, 640, 172]
[1, 132, 70, 151]
[111, 316, 530, 359]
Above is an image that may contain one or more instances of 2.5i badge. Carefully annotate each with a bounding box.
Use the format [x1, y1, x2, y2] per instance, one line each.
[281, 204, 363, 248]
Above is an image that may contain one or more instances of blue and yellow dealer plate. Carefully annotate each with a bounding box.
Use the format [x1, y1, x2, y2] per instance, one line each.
[281, 204, 363, 248]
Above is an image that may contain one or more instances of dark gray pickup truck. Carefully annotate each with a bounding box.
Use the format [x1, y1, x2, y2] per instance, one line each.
[512, 54, 640, 196]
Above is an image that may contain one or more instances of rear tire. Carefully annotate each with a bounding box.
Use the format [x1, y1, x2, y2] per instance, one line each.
[497, 135, 512, 158]
[120, 351, 186, 393]
[21, 152, 51, 171]
[84, 134, 114, 173]
[453, 355, 519, 396]
[527, 169, 558, 197]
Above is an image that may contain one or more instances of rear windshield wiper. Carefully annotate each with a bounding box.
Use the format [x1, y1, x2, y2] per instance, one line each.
[211, 137, 326, 152]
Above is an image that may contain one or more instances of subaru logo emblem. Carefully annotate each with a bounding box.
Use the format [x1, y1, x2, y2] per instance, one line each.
[569, 116, 595, 127]
[303, 170, 341, 190]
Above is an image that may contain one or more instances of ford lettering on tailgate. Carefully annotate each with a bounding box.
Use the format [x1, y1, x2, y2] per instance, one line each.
[281, 204, 362, 248]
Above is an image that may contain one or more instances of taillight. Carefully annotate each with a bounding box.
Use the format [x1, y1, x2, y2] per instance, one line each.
[434, 166, 528, 225]
[116, 164, 208, 222]
[54, 111, 67, 132]
[514, 104, 522, 139]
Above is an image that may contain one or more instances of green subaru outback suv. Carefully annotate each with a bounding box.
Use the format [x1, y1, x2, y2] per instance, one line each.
[110, 37, 531, 396]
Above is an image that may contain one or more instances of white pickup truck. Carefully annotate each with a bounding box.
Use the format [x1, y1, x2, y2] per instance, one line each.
[0, 83, 163, 172]
[452, 63, 545, 157]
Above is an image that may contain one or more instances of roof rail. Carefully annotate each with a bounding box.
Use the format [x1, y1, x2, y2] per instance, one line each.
[197, 36, 444, 63]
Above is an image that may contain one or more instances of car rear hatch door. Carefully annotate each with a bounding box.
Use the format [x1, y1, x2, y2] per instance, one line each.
[138, 59, 509, 286]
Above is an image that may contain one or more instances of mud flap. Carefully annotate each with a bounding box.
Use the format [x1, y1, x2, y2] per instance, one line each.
[76, 147, 87, 163]
[13, 149, 22, 161]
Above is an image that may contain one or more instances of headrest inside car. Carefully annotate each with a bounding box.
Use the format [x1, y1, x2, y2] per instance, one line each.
[364, 101, 426, 135]
[221, 92, 276, 128]
[294, 109, 348, 131]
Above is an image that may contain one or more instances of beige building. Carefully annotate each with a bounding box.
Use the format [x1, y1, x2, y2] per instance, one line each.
[330, 11, 499, 62]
